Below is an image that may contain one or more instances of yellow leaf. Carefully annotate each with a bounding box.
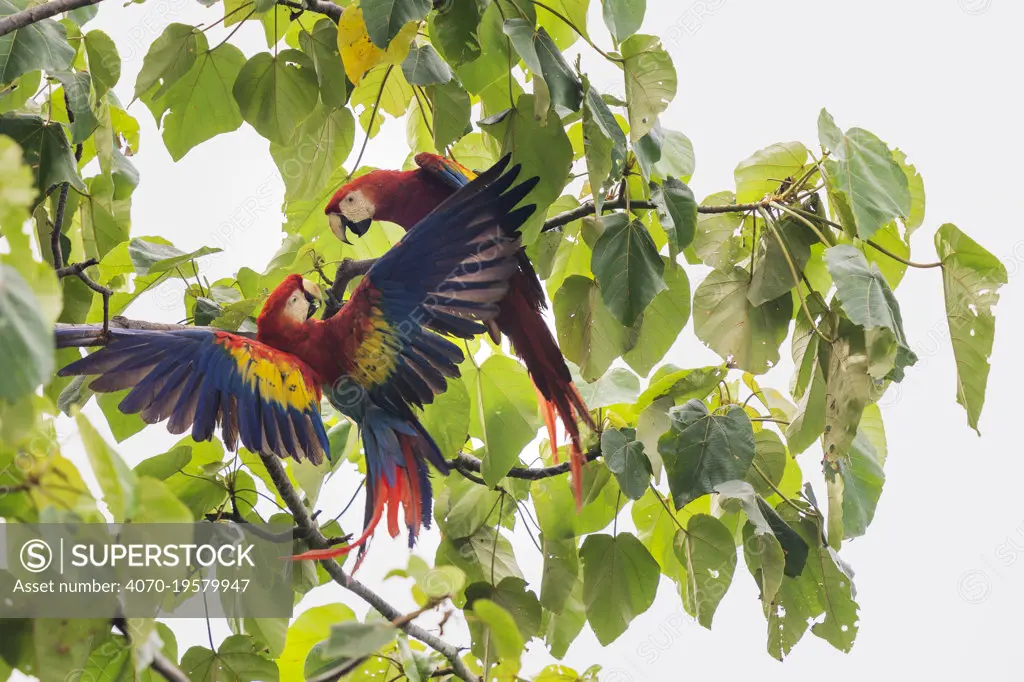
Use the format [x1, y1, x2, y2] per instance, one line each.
[337, 5, 382, 84]
[382, 21, 418, 66]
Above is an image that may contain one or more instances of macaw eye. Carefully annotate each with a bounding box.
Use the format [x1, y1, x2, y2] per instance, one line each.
[346, 196, 354, 203]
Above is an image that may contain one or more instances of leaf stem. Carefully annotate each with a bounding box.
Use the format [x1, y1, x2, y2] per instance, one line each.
[527, 0, 624, 63]
[759, 208, 836, 345]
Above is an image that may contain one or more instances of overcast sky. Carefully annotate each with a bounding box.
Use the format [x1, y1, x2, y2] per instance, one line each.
[40, 0, 1024, 678]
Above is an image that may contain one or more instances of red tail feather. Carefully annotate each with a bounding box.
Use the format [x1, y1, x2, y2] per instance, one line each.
[498, 267, 594, 509]
[290, 437, 428, 568]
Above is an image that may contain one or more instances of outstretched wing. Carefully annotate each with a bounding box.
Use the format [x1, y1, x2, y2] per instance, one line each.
[329, 156, 538, 414]
[57, 328, 329, 463]
[415, 152, 477, 190]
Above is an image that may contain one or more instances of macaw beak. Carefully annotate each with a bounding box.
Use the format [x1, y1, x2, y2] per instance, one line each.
[328, 212, 373, 245]
[327, 213, 350, 244]
[301, 278, 322, 320]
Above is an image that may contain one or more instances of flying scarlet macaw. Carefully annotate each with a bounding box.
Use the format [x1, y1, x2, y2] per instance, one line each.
[325, 152, 595, 506]
[56, 157, 538, 562]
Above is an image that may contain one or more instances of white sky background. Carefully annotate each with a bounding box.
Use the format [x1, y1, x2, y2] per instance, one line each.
[36, 0, 1024, 678]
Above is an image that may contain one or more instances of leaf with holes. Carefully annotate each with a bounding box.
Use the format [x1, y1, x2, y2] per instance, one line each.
[693, 266, 793, 374]
[621, 34, 676, 141]
[935, 223, 1006, 433]
[673, 514, 736, 628]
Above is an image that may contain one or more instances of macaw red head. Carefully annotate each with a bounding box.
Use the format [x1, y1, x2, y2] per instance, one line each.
[258, 274, 323, 335]
[324, 172, 399, 245]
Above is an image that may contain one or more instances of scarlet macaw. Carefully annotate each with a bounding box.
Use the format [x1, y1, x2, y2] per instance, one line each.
[325, 153, 595, 506]
[56, 158, 538, 561]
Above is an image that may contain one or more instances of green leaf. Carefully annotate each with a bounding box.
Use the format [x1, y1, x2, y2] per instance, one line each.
[450, 2, 509, 114]
[466, 577, 542, 641]
[835, 429, 884, 539]
[158, 43, 245, 161]
[361, 0, 430, 48]
[650, 177, 697, 255]
[635, 123, 695, 183]
[0, 264, 55, 402]
[96, 391, 146, 442]
[435, 474, 504, 539]
[540, 534, 579, 613]
[0, 114, 86, 198]
[465, 355, 540, 486]
[533, 27, 583, 113]
[673, 514, 736, 628]
[602, 0, 645, 42]
[133, 446, 192, 480]
[601, 428, 650, 499]
[0, 0, 75, 85]
[554, 275, 629, 381]
[659, 401, 755, 509]
[692, 266, 793, 374]
[480, 94, 572, 242]
[429, 79, 471, 150]
[134, 23, 200, 100]
[83, 30, 120, 98]
[742, 522, 786, 608]
[429, 0, 482, 66]
[420, 376, 469, 468]
[325, 621, 397, 658]
[401, 44, 451, 85]
[0, 69, 39, 114]
[748, 213, 818, 306]
[181, 635, 280, 682]
[54, 71, 98, 144]
[825, 244, 909, 335]
[591, 216, 666, 326]
[818, 108, 911, 240]
[822, 329, 872, 462]
[536, 0, 590, 51]
[734, 141, 808, 203]
[691, 191, 744, 268]
[581, 79, 626, 211]
[622, 259, 690, 377]
[270, 103, 354, 201]
[580, 533, 660, 645]
[128, 238, 221, 276]
[714, 480, 809, 578]
[635, 364, 726, 411]
[935, 223, 1006, 433]
[746, 429, 787, 497]
[786, 360, 826, 454]
[574, 366, 640, 409]
[543, 578, 587, 658]
[436, 525, 523, 585]
[298, 19, 350, 108]
[233, 50, 319, 145]
[621, 34, 676, 141]
[128, 476, 193, 524]
[471, 599, 524, 666]
[893, 148, 925, 236]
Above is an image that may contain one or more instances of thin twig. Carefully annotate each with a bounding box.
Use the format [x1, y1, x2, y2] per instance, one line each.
[346, 64, 395, 184]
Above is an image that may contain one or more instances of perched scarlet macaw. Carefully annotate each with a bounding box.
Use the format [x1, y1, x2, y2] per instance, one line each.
[325, 152, 595, 506]
[57, 158, 538, 562]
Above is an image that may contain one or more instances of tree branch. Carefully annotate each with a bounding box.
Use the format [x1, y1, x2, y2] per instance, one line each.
[281, 0, 342, 21]
[257, 453, 479, 682]
[450, 449, 601, 481]
[322, 257, 377, 319]
[0, 0, 104, 37]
